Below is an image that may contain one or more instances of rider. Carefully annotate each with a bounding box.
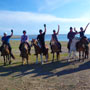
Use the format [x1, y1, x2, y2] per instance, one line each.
[50, 25, 62, 53]
[19, 30, 30, 55]
[1, 29, 15, 59]
[74, 23, 90, 50]
[37, 24, 46, 55]
[67, 27, 78, 52]
[74, 23, 90, 38]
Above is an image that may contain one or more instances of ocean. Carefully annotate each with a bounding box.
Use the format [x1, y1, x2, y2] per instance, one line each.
[11, 34, 90, 41]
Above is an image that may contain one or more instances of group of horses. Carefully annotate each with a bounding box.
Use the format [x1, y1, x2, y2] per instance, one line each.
[0, 37, 89, 66]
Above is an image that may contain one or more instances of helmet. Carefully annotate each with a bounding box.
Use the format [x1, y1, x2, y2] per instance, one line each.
[53, 30, 56, 32]
[80, 27, 83, 30]
[4, 32, 7, 35]
[70, 27, 73, 30]
[23, 30, 26, 33]
[39, 29, 42, 33]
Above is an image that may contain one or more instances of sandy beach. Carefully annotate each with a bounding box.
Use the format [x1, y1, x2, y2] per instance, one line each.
[0, 41, 90, 90]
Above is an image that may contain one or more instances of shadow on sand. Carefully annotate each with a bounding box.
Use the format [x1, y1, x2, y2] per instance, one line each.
[0, 59, 90, 79]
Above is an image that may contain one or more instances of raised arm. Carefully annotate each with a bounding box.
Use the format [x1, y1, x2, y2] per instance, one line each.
[84, 23, 90, 31]
[11, 29, 13, 37]
[74, 27, 79, 34]
[74, 27, 77, 32]
[56, 25, 60, 35]
[44, 24, 46, 33]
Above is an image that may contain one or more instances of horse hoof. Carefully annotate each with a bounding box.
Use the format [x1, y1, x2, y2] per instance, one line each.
[9, 61, 11, 64]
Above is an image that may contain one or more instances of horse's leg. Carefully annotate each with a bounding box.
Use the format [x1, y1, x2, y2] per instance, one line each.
[8, 54, 11, 65]
[3, 56, 6, 66]
[40, 53, 43, 64]
[26, 55, 28, 65]
[68, 51, 71, 62]
[57, 52, 59, 61]
[45, 54, 48, 62]
[22, 58, 24, 65]
[82, 51, 84, 62]
[52, 53, 54, 62]
[79, 51, 81, 61]
[6, 55, 8, 65]
[36, 55, 38, 64]
[73, 51, 77, 61]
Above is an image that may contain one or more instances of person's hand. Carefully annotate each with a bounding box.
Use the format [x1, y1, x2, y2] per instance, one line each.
[11, 29, 13, 33]
[74, 27, 76, 30]
[44, 24, 46, 27]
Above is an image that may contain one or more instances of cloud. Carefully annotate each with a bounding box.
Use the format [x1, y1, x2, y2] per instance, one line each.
[0, 10, 90, 35]
[0, 10, 89, 23]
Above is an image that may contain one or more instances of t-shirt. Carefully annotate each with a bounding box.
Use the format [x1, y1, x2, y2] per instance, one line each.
[2, 35, 11, 43]
[37, 32, 45, 45]
[79, 31, 85, 38]
[52, 34, 58, 41]
[21, 35, 28, 43]
[67, 31, 77, 40]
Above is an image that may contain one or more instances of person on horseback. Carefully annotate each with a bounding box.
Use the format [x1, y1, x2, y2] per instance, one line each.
[1, 29, 15, 59]
[50, 25, 62, 53]
[74, 23, 90, 52]
[19, 30, 30, 55]
[37, 24, 46, 55]
[74, 23, 90, 38]
[67, 27, 78, 52]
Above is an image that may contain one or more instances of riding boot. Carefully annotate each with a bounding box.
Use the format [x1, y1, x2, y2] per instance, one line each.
[28, 49, 31, 55]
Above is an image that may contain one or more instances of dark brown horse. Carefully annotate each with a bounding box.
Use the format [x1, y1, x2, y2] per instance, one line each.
[20, 43, 29, 65]
[1, 44, 11, 66]
[31, 39, 48, 64]
[50, 40, 61, 62]
[76, 37, 89, 61]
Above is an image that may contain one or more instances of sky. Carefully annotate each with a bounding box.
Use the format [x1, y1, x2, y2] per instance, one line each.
[0, 0, 90, 35]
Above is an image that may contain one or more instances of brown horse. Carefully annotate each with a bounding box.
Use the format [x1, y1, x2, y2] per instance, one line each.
[1, 44, 11, 66]
[31, 39, 48, 64]
[76, 37, 89, 61]
[20, 43, 29, 65]
[50, 40, 61, 62]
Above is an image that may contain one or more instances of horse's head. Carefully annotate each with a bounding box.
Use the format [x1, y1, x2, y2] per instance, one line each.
[72, 37, 80, 44]
[2, 44, 9, 55]
[22, 43, 28, 50]
[21, 43, 28, 57]
[31, 39, 38, 46]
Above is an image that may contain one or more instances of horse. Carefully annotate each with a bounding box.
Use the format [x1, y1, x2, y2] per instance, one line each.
[68, 37, 80, 61]
[31, 39, 48, 64]
[76, 37, 89, 61]
[20, 42, 30, 65]
[50, 39, 61, 62]
[0, 44, 11, 66]
[68, 37, 89, 62]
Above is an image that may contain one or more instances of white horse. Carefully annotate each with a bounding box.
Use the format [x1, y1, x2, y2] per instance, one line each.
[68, 37, 80, 61]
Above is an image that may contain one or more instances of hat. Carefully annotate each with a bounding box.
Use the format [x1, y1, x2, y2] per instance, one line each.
[70, 27, 73, 30]
[4, 32, 7, 35]
[39, 29, 42, 33]
[80, 27, 83, 30]
[53, 30, 56, 32]
[23, 30, 26, 33]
